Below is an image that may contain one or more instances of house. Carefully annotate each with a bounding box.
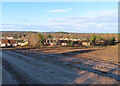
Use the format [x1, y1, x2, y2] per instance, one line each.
[9, 39, 16, 45]
[53, 38, 56, 40]
[7, 37, 14, 40]
[50, 42, 57, 46]
[12, 44, 17, 47]
[46, 38, 51, 45]
[18, 41, 29, 46]
[82, 42, 90, 46]
[18, 43, 23, 46]
[0, 40, 1, 45]
[64, 38, 69, 40]
[1, 37, 6, 40]
[0, 39, 18, 47]
[60, 38, 64, 40]
[61, 43, 67, 46]
[0, 39, 10, 47]
[59, 40, 68, 46]
[46, 38, 59, 46]
[115, 40, 119, 43]
[71, 39, 78, 41]
[0, 44, 6, 47]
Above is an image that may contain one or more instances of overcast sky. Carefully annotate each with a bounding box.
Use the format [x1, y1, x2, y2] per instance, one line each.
[1, 2, 118, 33]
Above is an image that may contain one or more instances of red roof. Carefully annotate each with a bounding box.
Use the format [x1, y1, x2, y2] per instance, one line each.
[9, 39, 16, 44]
[1, 39, 9, 44]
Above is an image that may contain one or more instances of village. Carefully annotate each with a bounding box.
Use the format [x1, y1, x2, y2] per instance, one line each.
[0, 32, 119, 48]
[0, 36, 90, 47]
[0, 36, 29, 47]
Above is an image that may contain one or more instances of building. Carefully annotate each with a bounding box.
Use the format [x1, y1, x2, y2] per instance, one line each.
[0, 39, 10, 47]
[50, 42, 57, 46]
[82, 42, 90, 46]
[12, 44, 17, 47]
[7, 37, 14, 40]
[61, 43, 68, 46]
[59, 40, 68, 46]
[9, 39, 16, 45]
[18, 41, 28, 46]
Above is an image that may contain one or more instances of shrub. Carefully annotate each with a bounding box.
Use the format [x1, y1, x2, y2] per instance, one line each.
[95, 38, 101, 45]
[90, 34, 96, 45]
[102, 39, 110, 45]
[29, 33, 45, 47]
[118, 34, 120, 42]
[67, 41, 73, 47]
[110, 36, 115, 45]
[38, 33, 45, 45]
[47, 34, 51, 38]
[29, 33, 41, 46]
[95, 35, 103, 45]
[26, 43, 28, 46]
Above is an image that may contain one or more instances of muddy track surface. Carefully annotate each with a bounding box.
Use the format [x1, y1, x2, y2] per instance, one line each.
[2, 51, 119, 84]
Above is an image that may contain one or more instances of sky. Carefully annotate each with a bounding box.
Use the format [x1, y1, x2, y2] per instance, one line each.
[1, 2, 118, 33]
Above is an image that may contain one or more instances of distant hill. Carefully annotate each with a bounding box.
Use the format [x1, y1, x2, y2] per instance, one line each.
[55, 31, 68, 34]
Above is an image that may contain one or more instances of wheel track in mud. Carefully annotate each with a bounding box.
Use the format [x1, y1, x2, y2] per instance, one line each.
[2, 58, 26, 84]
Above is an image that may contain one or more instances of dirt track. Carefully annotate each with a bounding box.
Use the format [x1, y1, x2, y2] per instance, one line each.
[2, 49, 119, 84]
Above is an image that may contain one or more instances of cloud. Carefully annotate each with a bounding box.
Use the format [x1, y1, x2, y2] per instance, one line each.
[1, 9, 118, 33]
[48, 9, 118, 24]
[0, 25, 13, 31]
[86, 9, 117, 17]
[48, 8, 71, 13]
[46, 9, 118, 33]
[0, 25, 13, 28]
[48, 15, 117, 24]
[20, 18, 41, 22]
[1, 22, 117, 33]
[0, 24, 52, 32]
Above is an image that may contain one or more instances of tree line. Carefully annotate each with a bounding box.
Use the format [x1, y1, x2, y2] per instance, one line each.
[90, 34, 116, 45]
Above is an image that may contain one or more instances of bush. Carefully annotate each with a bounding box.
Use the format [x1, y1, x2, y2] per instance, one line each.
[29, 33, 45, 47]
[67, 41, 73, 47]
[95, 35, 103, 45]
[95, 38, 101, 45]
[38, 33, 45, 45]
[90, 34, 96, 45]
[118, 34, 120, 42]
[29, 33, 41, 46]
[102, 39, 110, 45]
[47, 34, 51, 38]
[26, 43, 28, 45]
[110, 36, 115, 45]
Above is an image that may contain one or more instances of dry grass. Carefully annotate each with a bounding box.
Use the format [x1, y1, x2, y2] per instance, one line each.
[2, 44, 119, 64]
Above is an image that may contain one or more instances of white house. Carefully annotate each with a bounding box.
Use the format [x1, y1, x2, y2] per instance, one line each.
[7, 37, 14, 40]
[18, 41, 28, 46]
[50, 42, 57, 46]
[82, 42, 90, 46]
[12, 44, 17, 47]
[7, 43, 11, 47]
[0, 44, 6, 47]
[61, 43, 67, 46]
